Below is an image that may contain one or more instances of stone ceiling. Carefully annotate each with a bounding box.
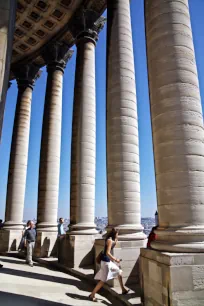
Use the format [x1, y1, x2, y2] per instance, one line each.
[11, 0, 106, 73]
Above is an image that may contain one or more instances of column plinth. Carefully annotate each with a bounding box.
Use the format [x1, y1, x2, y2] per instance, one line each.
[145, 0, 204, 252]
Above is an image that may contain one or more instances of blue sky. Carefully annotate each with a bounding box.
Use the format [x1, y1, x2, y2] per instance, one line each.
[0, 0, 204, 220]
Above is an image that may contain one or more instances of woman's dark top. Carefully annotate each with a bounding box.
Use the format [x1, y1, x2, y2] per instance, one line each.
[101, 238, 116, 262]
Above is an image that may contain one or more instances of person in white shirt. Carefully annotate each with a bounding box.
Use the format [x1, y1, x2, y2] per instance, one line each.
[58, 218, 65, 236]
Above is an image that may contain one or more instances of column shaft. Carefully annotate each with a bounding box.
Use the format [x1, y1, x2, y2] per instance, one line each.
[0, 0, 16, 139]
[145, 0, 204, 251]
[70, 38, 97, 234]
[106, 0, 144, 239]
[4, 86, 32, 230]
[37, 68, 63, 232]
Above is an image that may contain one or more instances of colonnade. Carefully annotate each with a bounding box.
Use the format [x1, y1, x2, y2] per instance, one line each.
[0, 0, 204, 270]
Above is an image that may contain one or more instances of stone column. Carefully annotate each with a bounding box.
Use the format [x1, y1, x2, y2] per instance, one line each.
[35, 43, 73, 257]
[1, 64, 40, 252]
[59, 18, 105, 268]
[0, 0, 16, 140]
[140, 2, 204, 305]
[97, 0, 146, 288]
[145, 0, 204, 253]
[106, 0, 145, 241]
[69, 30, 100, 235]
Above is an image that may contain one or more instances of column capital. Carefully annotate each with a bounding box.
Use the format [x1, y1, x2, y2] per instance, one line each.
[13, 64, 41, 90]
[42, 42, 73, 73]
[76, 16, 106, 45]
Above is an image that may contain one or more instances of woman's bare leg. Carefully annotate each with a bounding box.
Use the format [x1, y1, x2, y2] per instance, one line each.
[118, 275, 125, 291]
[90, 281, 104, 298]
[118, 275, 129, 294]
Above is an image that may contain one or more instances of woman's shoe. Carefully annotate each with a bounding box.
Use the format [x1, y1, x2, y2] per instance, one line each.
[88, 294, 98, 302]
[122, 289, 130, 295]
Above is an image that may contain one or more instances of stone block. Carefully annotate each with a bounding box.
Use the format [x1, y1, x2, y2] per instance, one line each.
[192, 266, 204, 290]
[140, 248, 204, 306]
[171, 266, 193, 292]
[149, 260, 162, 284]
[58, 234, 96, 268]
[34, 231, 58, 258]
[0, 229, 22, 252]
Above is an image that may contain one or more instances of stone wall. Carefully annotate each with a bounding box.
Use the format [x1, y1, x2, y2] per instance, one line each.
[140, 248, 204, 306]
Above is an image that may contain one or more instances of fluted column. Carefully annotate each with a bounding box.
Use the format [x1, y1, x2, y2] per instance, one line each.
[37, 43, 73, 232]
[4, 64, 40, 230]
[145, 0, 204, 252]
[69, 19, 105, 234]
[106, 0, 145, 240]
[0, 0, 16, 140]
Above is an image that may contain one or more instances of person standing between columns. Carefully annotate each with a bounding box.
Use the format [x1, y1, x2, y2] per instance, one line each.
[4, 64, 40, 234]
[145, 0, 204, 252]
[24, 221, 36, 267]
[69, 17, 106, 234]
[36, 43, 73, 254]
[106, 0, 145, 240]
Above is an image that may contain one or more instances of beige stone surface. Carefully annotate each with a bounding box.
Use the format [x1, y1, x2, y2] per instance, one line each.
[140, 249, 204, 306]
[34, 231, 58, 258]
[106, 0, 145, 240]
[69, 37, 97, 234]
[4, 85, 33, 231]
[0, 230, 22, 252]
[145, 0, 204, 251]
[0, 256, 123, 305]
[59, 234, 96, 268]
[0, 0, 16, 139]
[37, 68, 63, 233]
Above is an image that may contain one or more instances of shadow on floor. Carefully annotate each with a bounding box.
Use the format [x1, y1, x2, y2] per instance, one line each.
[0, 257, 39, 266]
[0, 291, 71, 306]
[0, 257, 134, 305]
[66, 293, 112, 305]
[0, 266, 90, 290]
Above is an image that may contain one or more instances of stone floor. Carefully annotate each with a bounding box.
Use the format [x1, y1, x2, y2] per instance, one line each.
[0, 256, 125, 306]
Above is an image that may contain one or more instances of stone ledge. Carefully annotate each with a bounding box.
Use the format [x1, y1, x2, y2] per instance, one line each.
[141, 248, 204, 266]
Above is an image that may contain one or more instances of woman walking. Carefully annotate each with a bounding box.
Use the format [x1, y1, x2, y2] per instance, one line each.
[89, 228, 129, 302]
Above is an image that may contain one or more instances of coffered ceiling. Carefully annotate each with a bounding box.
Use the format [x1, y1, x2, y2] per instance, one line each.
[12, 0, 106, 70]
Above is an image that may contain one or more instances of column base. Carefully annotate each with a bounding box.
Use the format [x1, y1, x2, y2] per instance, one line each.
[106, 224, 146, 241]
[34, 231, 58, 258]
[0, 229, 23, 252]
[69, 223, 98, 235]
[152, 227, 204, 252]
[36, 222, 58, 232]
[95, 237, 147, 290]
[3, 221, 24, 231]
[58, 234, 97, 268]
[140, 248, 204, 306]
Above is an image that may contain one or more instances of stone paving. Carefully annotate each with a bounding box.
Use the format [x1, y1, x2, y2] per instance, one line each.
[0, 256, 124, 306]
